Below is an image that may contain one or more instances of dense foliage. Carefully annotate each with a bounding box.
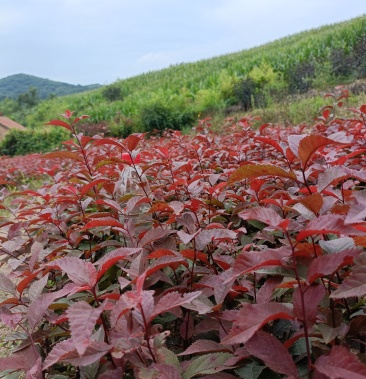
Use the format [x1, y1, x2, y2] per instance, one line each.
[1, 15, 365, 133]
[0, 127, 70, 156]
[0, 74, 101, 101]
[1, 92, 366, 378]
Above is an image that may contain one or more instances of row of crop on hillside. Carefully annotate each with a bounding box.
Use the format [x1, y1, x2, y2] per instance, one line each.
[1, 16, 366, 139]
[1, 92, 366, 377]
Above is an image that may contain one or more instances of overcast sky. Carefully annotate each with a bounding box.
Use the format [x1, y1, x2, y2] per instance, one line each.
[1, 0, 365, 85]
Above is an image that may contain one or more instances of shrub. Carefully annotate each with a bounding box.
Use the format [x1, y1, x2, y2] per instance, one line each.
[139, 99, 195, 132]
[194, 89, 225, 113]
[329, 48, 355, 78]
[102, 83, 122, 101]
[233, 77, 257, 111]
[287, 61, 316, 94]
[0, 127, 69, 156]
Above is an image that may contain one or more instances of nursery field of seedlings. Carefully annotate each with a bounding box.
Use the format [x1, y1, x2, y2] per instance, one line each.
[1, 91, 366, 378]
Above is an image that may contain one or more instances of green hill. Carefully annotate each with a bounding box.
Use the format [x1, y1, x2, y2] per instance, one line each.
[2, 15, 366, 137]
[0, 74, 101, 100]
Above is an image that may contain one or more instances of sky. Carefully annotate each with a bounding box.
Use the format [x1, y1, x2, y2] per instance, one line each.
[1, 0, 365, 86]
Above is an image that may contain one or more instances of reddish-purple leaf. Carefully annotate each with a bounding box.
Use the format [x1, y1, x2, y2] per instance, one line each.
[125, 133, 144, 151]
[47, 257, 97, 288]
[293, 284, 326, 326]
[231, 247, 292, 278]
[42, 151, 83, 162]
[221, 303, 293, 345]
[150, 291, 202, 322]
[80, 178, 108, 195]
[317, 166, 348, 192]
[195, 228, 237, 250]
[138, 227, 175, 247]
[45, 119, 73, 131]
[67, 301, 106, 356]
[296, 215, 361, 242]
[95, 247, 141, 282]
[228, 164, 296, 185]
[98, 368, 124, 379]
[314, 345, 366, 378]
[331, 253, 366, 299]
[0, 272, 17, 296]
[255, 136, 284, 155]
[178, 340, 232, 356]
[307, 248, 362, 284]
[239, 207, 283, 228]
[83, 218, 125, 230]
[298, 135, 339, 168]
[27, 283, 78, 329]
[0, 346, 39, 370]
[256, 276, 283, 304]
[144, 256, 186, 278]
[43, 339, 110, 369]
[246, 331, 298, 377]
[345, 191, 366, 224]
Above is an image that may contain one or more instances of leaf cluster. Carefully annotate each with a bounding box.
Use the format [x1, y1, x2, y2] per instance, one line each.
[2, 97, 366, 378]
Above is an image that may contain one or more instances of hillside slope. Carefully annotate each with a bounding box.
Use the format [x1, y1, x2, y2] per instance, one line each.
[2, 15, 366, 133]
[0, 74, 101, 100]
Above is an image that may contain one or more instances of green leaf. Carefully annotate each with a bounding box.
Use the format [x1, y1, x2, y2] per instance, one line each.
[182, 352, 233, 379]
[235, 361, 265, 379]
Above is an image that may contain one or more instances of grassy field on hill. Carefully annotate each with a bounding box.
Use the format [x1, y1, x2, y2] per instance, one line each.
[1, 15, 366, 155]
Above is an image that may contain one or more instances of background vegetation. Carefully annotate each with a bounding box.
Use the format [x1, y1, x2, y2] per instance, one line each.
[0, 74, 101, 100]
[1, 15, 366, 155]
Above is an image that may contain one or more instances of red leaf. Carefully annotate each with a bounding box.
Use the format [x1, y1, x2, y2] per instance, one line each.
[293, 284, 326, 326]
[83, 218, 125, 230]
[228, 164, 296, 185]
[74, 115, 90, 124]
[60, 109, 74, 119]
[232, 247, 291, 277]
[255, 136, 284, 155]
[45, 119, 73, 131]
[297, 192, 324, 215]
[221, 303, 293, 345]
[27, 283, 78, 330]
[0, 346, 40, 370]
[0, 272, 17, 296]
[42, 151, 83, 162]
[17, 269, 47, 295]
[239, 207, 283, 228]
[298, 135, 339, 168]
[125, 133, 144, 151]
[144, 256, 187, 278]
[80, 178, 108, 195]
[43, 339, 109, 369]
[331, 253, 366, 299]
[314, 345, 366, 379]
[138, 227, 175, 247]
[67, 301, 106, 355]
[296, 215, 361, 242]
[96, 247, 141, 282]
[307, 248, 362, 284]
[246, 331, 298, 377]
[47, 257, 97, 288]
[178, 340, 231, 356]
[150, 291, 202, 322]
[122, 152, 141, 164]
[256, 276, 283, 304]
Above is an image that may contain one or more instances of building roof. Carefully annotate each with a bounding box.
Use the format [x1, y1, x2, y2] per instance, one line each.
[0, 115, 25, 131]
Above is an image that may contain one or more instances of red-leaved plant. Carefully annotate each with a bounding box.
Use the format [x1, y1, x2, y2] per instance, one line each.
[1, 92, 366, 378]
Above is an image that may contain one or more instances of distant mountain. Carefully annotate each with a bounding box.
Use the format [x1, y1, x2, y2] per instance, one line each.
[0, 74, 101, 100]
